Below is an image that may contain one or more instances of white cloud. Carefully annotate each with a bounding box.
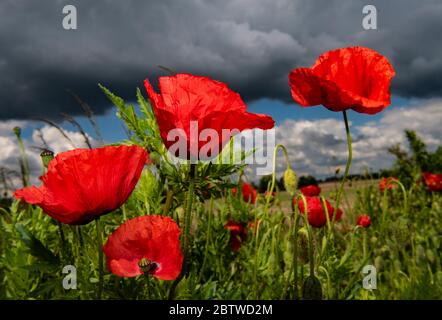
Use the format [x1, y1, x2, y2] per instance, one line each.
[238, 99, 442, 180]
[273, 100, 442, 178]
[0, 123, 97, 196]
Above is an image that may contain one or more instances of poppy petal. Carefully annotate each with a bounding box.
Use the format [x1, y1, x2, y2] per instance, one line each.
[289, 46, 395, 114]
[103, 215, 183, 280]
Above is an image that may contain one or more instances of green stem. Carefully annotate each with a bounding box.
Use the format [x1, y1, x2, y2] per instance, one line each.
[56, 221, 67, 262]
[122, 204, 127, 221]
[332, 111, 353, 230]
[163, 190, 174, 215]
[16, 136, 30, 187]
[199, 196, 213, 283]
[95, 218, 104, 299]
[292, 199, 299, 299]
[168, 163, 196, 299]
[362, 230, 367, 261]
[298, 194, 315, 277]
[252, 202, 260, 299]
[381, 179, 408, 228]
[183, 164, 196, 265]
[266, 144, 291, 206]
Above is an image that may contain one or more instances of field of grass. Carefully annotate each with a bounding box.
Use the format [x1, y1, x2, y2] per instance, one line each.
[0, 86, 441, 301]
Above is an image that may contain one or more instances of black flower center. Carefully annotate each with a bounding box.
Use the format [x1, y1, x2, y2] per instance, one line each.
[138, 258, 158, 275]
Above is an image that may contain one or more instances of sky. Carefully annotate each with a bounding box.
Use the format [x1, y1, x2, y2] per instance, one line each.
[1, 0, 442, 190]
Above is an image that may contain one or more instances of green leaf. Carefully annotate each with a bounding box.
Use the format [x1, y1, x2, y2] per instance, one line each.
[98, 83, 125, 109]
[15, 224, 60, 266]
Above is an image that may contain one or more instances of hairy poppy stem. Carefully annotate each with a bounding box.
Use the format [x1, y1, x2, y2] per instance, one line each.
[95, 218, 104, 299]
[381, 179, 408, 229]
[168, 163, 196, 299]
[362, 230, 367, 261]
[56, 221, 66, 259]
[183, 164, 196, 267]
[299, 195, 315, 277]
[292, 199, 299, 299]
[199, 196, 214, 283]
[163, 190, 174, 215]
[332, 111, 353, 230]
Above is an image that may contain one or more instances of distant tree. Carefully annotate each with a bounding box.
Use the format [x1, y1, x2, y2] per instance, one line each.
[257, 175, 272, 193]
[257, 175, 286, 193]
[297, 175, 318, 188]
[388, 130, 442, 188]
[278, 177, 285, 191]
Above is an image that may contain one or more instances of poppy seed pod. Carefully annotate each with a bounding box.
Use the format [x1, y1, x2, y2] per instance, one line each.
[175, 207, 185, 225]
[13, 126, 21, 137]
[302, 275, 322, 300]
[284, 168, 297, 196]
[40, 149, 54, 169]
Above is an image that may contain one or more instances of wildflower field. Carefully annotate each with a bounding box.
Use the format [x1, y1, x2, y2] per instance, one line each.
[0, 46, 441, 301]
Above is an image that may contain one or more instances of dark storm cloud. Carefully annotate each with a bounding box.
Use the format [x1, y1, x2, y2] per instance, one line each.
[1, 0, 441, 120]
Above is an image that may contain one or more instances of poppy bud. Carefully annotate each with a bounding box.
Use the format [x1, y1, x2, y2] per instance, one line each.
[40, 149, 54, 168]
[374, 256, 384, 270]
[284, 168, 297, 196]
[302, 275, 322, 300]
[13, 126, 21, 137]
[175, 206, 185, 225]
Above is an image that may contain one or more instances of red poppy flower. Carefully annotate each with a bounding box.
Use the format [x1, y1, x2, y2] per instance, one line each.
[224, 220, 247, 252]
[300, 185, 321, 197]
[14, 145, 147, 225]
[422, 172, 442, 192]
[232, 182, 257, 204]
[356, 214, 371, 228]
[379, 177, 399, 193]
[289, 46, 395, 114]
[296, 197, 343, 228]
[144, 73, 275, 160]
[103, 215, 183, 280]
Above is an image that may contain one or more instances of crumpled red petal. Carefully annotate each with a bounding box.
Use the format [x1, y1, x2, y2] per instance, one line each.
[14, 145, 148, 225]
[103, 215, 183, 280]
[144, 73, 274, 159]
[289, 46, 395, 114]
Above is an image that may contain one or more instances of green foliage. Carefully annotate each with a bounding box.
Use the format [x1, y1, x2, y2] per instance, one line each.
[388, 130, 442, 187]
[0, 89, 441, 300]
